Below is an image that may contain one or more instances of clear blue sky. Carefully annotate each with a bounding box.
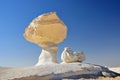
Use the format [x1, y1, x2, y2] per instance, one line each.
[0, 0, 120, 67]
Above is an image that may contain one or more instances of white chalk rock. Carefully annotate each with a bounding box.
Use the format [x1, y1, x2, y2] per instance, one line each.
[36, 45, 58, 66]
[61, 47, 85, 63]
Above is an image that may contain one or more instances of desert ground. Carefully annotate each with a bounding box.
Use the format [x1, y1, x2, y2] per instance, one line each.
[0, 66, 120, 80]
[13, 76, 120, 80]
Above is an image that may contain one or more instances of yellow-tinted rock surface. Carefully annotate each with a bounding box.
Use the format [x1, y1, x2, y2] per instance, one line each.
[24, 12, 67, 47]
[24, 12, 67, 65]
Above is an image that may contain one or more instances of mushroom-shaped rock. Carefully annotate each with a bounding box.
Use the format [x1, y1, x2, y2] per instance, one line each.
[24, 12, 67, 66]
[61, 47, 85, 63]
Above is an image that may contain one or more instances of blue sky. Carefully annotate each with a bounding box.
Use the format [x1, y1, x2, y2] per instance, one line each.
[0, 0, 120, 67]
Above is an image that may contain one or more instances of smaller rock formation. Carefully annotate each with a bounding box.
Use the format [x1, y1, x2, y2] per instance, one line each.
[61, 47, 85, 63]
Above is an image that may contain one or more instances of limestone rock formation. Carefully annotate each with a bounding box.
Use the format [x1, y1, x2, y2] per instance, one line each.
[1, 12, 120, 80]
[61, 47, 85, 63]
[24, 12, 67, 65]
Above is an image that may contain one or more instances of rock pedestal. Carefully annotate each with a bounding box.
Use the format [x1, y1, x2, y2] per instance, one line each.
[36, 45, 58, 66]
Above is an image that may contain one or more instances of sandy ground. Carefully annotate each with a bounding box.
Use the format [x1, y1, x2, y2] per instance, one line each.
[14, 77, 120, 80]
[13, 76, 120, 80]
[80, 77, 120, 80]
[97, 77, 120, 80]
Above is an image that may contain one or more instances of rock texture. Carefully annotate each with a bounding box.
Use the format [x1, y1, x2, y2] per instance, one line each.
[0, 63, 120, 80]
[24, 12, 67, 65]
[24, 12, 67, 47]
[61, 47, 85, 63]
